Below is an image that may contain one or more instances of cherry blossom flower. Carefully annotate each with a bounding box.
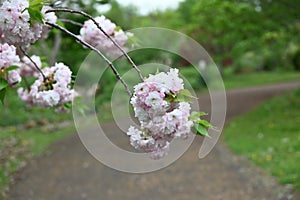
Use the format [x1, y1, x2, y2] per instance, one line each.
[127, 69, 194, 159]
[7, 69, 21, 85]
[79, 15, 133, 58]
[0, 0, 57, 49]
[18, 63, 77, 110]
[0, 43, 22, 86]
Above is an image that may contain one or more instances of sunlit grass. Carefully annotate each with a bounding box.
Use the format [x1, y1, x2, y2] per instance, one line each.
[223, 71, 300, 89]
[224, 89, 300, 188]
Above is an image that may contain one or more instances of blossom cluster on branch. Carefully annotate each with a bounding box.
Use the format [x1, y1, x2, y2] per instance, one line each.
[0, 0, 76, 111]
[18, 62, 77, 112]
[0, 0, 212, 160]
[0, 0, 57, 50]
[128, 69, 195, 159]
[79, 15, 133, 58]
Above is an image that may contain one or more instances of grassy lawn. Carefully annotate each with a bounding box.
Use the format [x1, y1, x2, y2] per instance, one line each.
[224, 89, 300, 188]
[223, 71, 300, 89]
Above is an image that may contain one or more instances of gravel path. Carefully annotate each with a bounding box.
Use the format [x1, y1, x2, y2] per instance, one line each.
[7, 81, 300, 200]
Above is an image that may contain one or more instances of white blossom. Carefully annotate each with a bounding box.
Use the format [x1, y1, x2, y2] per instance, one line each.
[127, 69, 193, 159]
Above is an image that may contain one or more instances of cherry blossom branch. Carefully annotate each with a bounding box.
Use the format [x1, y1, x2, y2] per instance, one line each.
[45, 8, 144, 82]
[46, 22, 132, 96]
[58, 19, 83, 27]
[19, 47, 46, 82]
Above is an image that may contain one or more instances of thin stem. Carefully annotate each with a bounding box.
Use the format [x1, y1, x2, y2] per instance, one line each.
[58, 18, 83, 27]
[46, 8, 144, 82]
[20, 48, 46, 81]
[46, 22, 132, 97]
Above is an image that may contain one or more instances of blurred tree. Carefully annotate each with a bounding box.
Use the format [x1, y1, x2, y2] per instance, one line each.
[175, 0, 300, 71]
[239, 0, 300, 27]
[104, 0, 139, 29]
[184, 0, 261, 65]
[53, 0, 110, 14]
[178, 0, 199, 23]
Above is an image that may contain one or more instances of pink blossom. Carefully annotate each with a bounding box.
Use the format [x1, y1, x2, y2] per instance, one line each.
[79, 15, 133, 58]
[18, 62, 77, 110]
[0, 0, 57, 49]
[127, 69, 193, 159]
[7, 69, 21, 85]
[0, 43, 22, 86]
[0, 43, 20, 68]
[146, 68, 184, 94]
[33, 90, 60, 107]
[149, 140, 170, 160]
[41, 6, 58, 39]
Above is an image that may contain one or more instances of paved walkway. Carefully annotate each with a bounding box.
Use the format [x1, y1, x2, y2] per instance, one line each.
[7, 81, 300, 200]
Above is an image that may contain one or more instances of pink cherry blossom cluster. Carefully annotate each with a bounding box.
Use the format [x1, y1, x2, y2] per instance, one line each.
[0, 41, 77, 112]
[0, 0, 57, 50]
[79, 15, 133, 58]
[0, 43, 22, 86]
[128, 69, 194, 159]
[18, 63, 77, 112]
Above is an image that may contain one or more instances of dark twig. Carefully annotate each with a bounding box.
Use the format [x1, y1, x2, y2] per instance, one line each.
[46, 22, 132, 96]
[58, 18, 83, 27]
[19, 48, 46, 81]
[46, 8, 144, 81]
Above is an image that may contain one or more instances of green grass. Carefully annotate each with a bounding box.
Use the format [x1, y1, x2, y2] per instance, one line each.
[224, 89, 300, 188]
[223, 71, 300, 89]
[0, 89, 73, 126]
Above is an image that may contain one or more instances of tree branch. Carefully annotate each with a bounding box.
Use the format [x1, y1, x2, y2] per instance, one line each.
[58, 18, 83, 27]
[46, 8, 144, 82]
[46, 22, 132, 97]
[19, 48, 46, 82]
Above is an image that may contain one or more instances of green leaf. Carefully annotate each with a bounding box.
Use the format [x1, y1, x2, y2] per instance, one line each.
[178, 89, 197, 99]
[63, 102, 72, 109]
[199, 111, 208, 117]
[175, 95, 192, 103]
[114, 26, 122, 32]
[176, 89, 197, 102]
[198, 119, 211, 128]
[28, 0, 45, 24]
[29, 0, 45, 8]
[0, 88, 6, 105]
[4, 65, 20, 72]
[28, 7, 44, 23]
[0, 78, 8, 90]
[190, 111, 208, 121]
[194, 123, 211, 138]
